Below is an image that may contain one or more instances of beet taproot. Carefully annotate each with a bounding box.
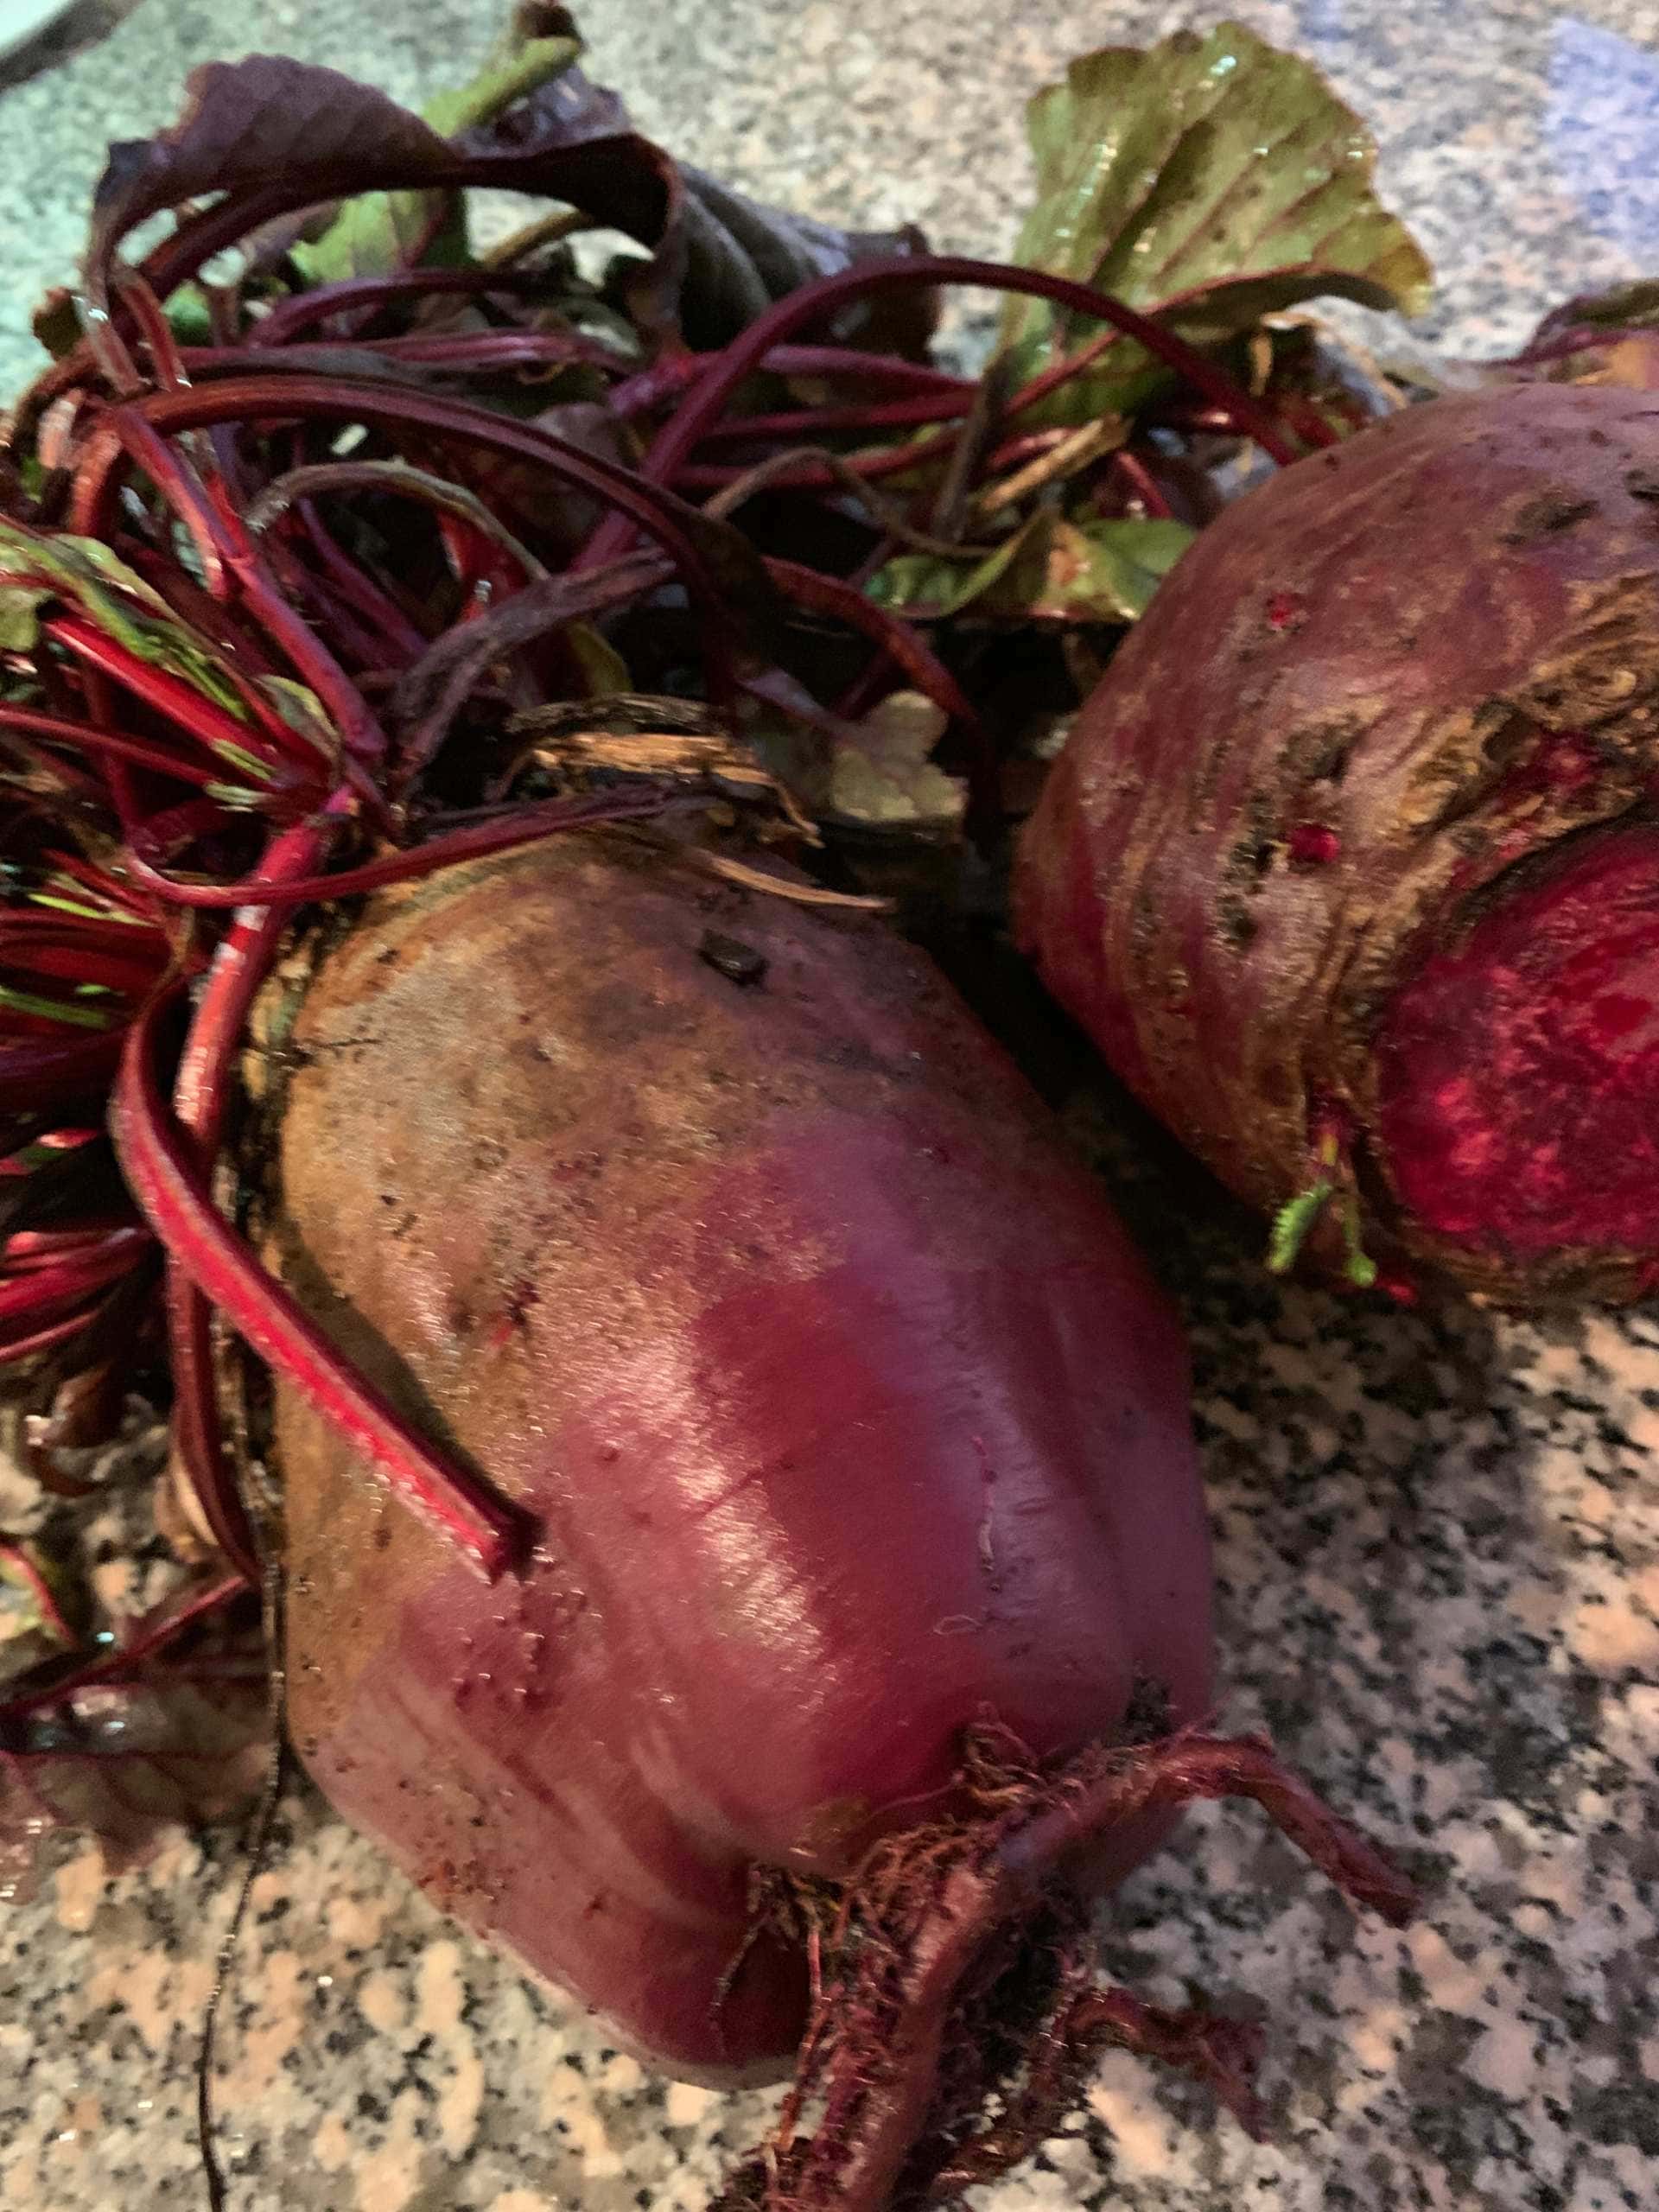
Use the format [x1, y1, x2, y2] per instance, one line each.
[264, 833, 1410, 2208]
[1015, 380, 1659, 1306]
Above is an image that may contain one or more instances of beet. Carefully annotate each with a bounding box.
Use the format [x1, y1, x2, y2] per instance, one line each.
[265, 833, 1408, 2204]
[271, 830, 1207, 2057]
[1015, 381, 1659, 1306]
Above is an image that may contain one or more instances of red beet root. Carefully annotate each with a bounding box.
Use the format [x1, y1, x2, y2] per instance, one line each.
[1376, 822, 1659, 1260]
[267, 835, 1411, 2206]
[1016, 382, 1659, 1306]
[272, 835, 1211, 2074]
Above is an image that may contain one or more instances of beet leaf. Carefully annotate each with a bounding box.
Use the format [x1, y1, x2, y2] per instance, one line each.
[999, 22, 1433, 424]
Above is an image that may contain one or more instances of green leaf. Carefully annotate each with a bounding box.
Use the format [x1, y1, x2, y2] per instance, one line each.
[165, 286, 215, 346]
[1001, 22, 1433, 423]
[252, 677, 334, 763]
[289, 176, 468, 289]
[31, 893, 142, 925]
[1005, 516, 1196, 623]
[0, 519, 251, 724]
[0, 523, 176, 622]
[1268, 1178, 1334, 1275]
[871, 514, 1194, 626]
[1342, 1241, 1379, 1292]
[0, 983, 114, 1031]
[422, 21, 582, 138]
[1267, 1174, 1377, 1287]
[0, 586, 47, 652]
[867, 519, 1043, 621]
[292, 16, 582, 286]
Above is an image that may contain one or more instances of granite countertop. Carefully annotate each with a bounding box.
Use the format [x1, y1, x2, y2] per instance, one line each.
[3, 3, 1659, 2209]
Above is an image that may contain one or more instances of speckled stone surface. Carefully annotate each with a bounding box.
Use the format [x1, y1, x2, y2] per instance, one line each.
[3, 0, 1659, 384]
[3, 3, 1659, 2211]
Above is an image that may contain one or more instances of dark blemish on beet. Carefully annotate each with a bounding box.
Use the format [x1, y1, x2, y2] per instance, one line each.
[1217, 896, 1259, 948]
[698, 930, 769, 987]
[1501, 490, 1598, 541]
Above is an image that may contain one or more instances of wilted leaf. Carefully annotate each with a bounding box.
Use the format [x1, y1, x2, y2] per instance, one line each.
[454, 396, 637, 557]
[872, 513, 1194, 625]
[447, 61, 683, 339]
[30, 289, 81, 364]
[29, 1362, 126, 1459]
[83, 35, 664, 321]
[1254, 315, 1409, 443]
[823, 690, 965, 830]
[385, 550, 674, 752]
[86, 23, 931, 372]
[676, 168, 937, 354]
[293, 7, 583, 285]
[1, 1681, 269, 1895]
[1504, 283, 1659, 391]
[88, 56, 451, 284]
[0, 1578, 268, 1897]
[1527, 276, 1659, 349]
[1001, 22, 1433, 423]
[457, 66, 936, 350]
[1538, 333, 1659, 391]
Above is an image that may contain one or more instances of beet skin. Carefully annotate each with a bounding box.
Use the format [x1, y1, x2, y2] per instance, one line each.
[1016, 382, 1659, 1306]
[270, 833, 1214, 2083]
